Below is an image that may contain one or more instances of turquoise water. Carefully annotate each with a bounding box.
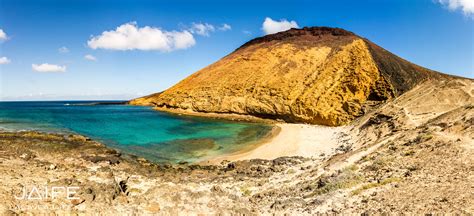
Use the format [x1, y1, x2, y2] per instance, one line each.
[0, 101, 272, 163]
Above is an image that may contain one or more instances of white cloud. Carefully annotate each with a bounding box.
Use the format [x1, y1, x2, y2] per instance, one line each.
[58, 46, 69, 53]
[262, 17, 299, 35]
[190, 22, 215, 36]
[0, 29, 7, 41]
[438, 0, 474, 16]
[0, 57, 11, 64]
[87, 22, 196, 51]
[84, 54, 97, 61]
[218, 24, 232, 31]
[32, 63, 66, 72]
[242, 30, 252, 35]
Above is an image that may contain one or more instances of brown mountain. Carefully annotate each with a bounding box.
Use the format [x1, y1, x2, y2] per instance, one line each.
[130, 27, 448, 126]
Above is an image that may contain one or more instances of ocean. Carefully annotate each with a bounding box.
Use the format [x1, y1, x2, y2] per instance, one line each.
[0, 101, 272, 163]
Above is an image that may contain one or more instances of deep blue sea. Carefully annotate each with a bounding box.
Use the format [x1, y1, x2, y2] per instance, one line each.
[0, 101, 272, 163]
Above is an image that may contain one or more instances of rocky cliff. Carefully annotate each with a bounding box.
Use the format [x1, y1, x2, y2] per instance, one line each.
[130, 27, 446, 126]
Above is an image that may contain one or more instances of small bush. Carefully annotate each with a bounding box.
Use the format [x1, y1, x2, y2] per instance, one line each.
[364, 158, 386, 171]
[240, 186, 252, 196]
[287, 168, 296, 174]
[306, 165, 364, 197]
[403, 150, 415, 156]
[351, 177, 401, 195]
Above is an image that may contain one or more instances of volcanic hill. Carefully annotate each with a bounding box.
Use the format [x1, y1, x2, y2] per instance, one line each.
[130, 27, 448, 126]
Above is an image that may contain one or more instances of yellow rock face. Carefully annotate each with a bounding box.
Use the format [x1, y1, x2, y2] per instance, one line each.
[131, 27, 439, 126]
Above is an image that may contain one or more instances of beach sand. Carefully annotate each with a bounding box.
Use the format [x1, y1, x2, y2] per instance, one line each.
[202, 123, 350, 164]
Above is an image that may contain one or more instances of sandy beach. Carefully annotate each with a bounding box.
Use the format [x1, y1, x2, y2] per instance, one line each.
[203, 123, 350, 164]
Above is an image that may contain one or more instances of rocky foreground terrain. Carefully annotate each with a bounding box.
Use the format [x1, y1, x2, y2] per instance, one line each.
[1, 78, 472, 215]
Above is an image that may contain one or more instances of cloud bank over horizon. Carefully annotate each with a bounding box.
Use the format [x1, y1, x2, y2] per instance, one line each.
[32, 63, 67, 73]
[262, 17, 299, 35]
[0, 57, 11, 64]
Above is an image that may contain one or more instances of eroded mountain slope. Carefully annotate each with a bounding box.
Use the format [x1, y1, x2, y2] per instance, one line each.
[131, 27, 446, 126]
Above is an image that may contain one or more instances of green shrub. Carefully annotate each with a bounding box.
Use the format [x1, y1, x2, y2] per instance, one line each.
[351, 177, 401, 195]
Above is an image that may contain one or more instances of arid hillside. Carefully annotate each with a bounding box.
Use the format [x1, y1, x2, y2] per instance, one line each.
[130, 27, 447, 126]
[1, 78, 472, 215]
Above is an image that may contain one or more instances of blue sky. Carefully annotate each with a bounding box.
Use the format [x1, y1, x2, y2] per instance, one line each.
[0, 0, 473, 100]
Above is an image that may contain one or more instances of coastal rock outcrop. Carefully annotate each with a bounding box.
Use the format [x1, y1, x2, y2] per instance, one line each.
[130, 27, 446, 126]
